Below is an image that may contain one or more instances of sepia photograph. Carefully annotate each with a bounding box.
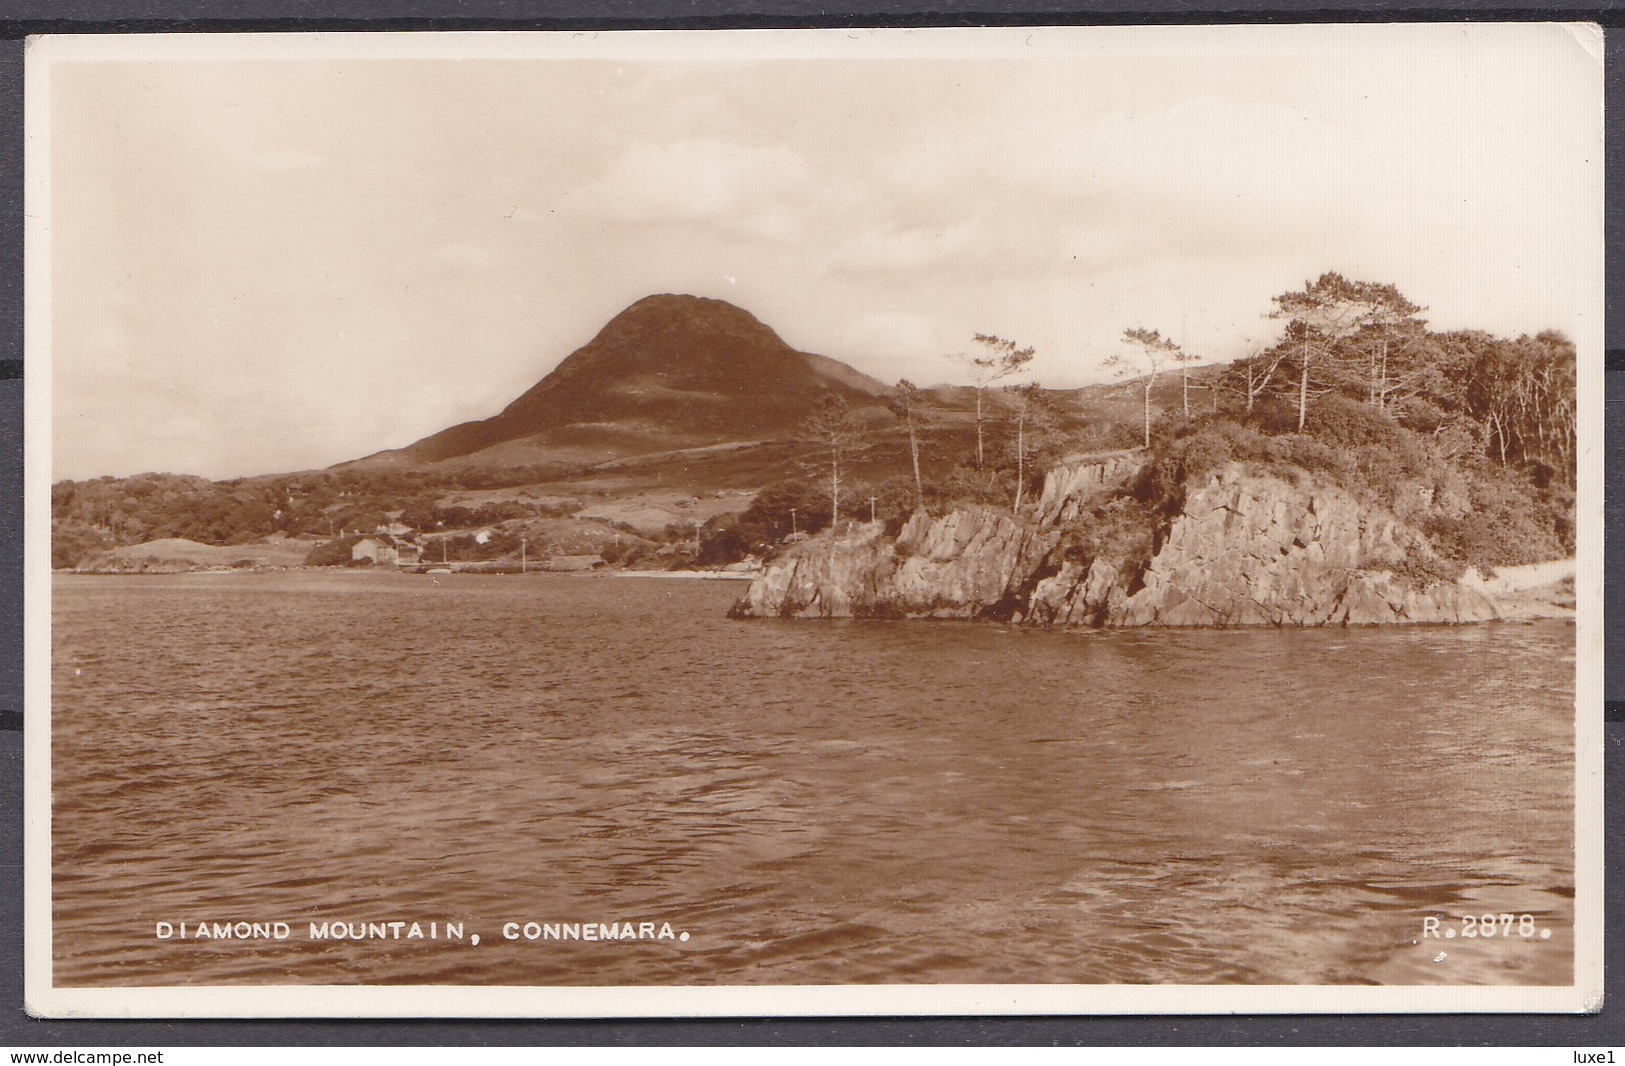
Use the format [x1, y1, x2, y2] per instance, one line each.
[23, 25, 1604, 1017]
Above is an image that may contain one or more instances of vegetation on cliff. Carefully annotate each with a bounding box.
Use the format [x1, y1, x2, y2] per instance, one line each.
[733, 275, 1575, 586]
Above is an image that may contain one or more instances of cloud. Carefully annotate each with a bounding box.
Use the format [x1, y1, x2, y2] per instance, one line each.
[831, 221, 980, 275]
[252, 149, 327, 171]
[430, 242, 494, 270]
[561, 139, 809, 238]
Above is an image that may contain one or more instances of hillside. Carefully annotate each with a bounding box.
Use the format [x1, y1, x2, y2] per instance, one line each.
[367, 293, 891, 467]
[73, 536, 313, 574]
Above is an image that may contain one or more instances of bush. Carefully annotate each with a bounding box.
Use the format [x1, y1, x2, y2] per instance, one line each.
[696, 525, 750, 566]
[303, 536, 362, 567]
[1069, 421, 1142, 453]
[660, 521, 695, 544]
[601, 537, 654, 566]
[732, 479, 831, 550]
[862, 475, 926, 534]
[1176, 425, 1238, 482]
[533, 499, 583, 518]
[924, 464, 1012, 514]
[1129, 420, 1261, 514]
[1269, 436, 1347, 477]
[1059, 496, 1159, 574]
[51, 524, 112, 570]
[1371, 552, 1463, 585]
[1544, 483, 1577, 554]
[1147, 409, 1200, 445]
[1247, 397, 1302, 435]
[1305, 393, 1410, 450]
[1421, 464, 1567, 570]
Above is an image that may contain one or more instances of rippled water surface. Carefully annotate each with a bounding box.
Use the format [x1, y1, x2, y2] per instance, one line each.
[51, 571, 1575, 987]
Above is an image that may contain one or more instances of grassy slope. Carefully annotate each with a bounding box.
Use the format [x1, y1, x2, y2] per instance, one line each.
[77, 536, 314, 571]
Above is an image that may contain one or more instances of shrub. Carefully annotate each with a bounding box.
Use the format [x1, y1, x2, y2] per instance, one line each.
[1270, 436, 1347, 478]
[696, 525, 750, 566]
[51, 524, 112, 570]
[533, 499, 582, 518]
[1176, 426, 1237, 482]
[303, 536, 363, 567]
[1306, 393, 1410, 450]
[1129, 420, 1261, 514]
[1246, 397, 1301, 435]
[732, 479, 831, 549]
[1422, 466, 1567, 570]
[1371, 552, 1463, 585]
[923, 465, 1009, 514]
[1069, 420, 1142, 454]
[1060, 496, 1159, 573]
[1147, 409, 1200, 446]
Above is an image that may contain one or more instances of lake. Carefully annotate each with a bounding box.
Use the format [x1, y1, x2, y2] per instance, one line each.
[49, 570, 1575, 987]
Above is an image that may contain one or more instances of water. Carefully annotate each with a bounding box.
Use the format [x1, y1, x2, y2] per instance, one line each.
[50, 571, 1575, 987]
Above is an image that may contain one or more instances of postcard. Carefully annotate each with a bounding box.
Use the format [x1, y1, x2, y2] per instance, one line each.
[24, 24, 1604, 1017]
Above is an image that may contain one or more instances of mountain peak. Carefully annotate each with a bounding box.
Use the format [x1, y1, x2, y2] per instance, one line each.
[396, 294, 886, 464]
[622, 292, 751, 315]
[586, 293, 783, 352]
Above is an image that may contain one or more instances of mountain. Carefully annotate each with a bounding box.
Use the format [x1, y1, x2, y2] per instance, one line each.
[383, 294, 890, 467]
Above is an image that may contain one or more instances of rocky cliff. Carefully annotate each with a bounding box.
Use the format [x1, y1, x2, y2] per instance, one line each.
[729, 507, 1056, 621]
[730, 456, 1504, 627]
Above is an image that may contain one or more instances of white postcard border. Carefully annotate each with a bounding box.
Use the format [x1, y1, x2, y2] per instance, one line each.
[22, 25, 1607, 1019]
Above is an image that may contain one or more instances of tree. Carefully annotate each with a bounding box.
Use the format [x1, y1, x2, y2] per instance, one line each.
[890, 379, 926, 512]
[804, 394, 857, 530]
[1107, 327, 1194, 448]
[1181, 353, 1193, 418]
[734, 479, 830, 549]
[1005, 381, 1061, 512]
[1216, 339, 1292, 416]
[1269, 272, 1421, 431]
[1352, 307, 1426, 413]
[1339, 318, 1446, 419]
[1462, 330, 1577, 478]
[951, 334, 1035, 469]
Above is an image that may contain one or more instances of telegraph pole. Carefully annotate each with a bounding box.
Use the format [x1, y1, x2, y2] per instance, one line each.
[521, 534, 527, 574]
[789, 508, 798, 536]
[868, 496, 878, 523]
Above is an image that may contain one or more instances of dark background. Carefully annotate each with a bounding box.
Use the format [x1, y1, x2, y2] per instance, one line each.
[0, 1, 1618, 1047]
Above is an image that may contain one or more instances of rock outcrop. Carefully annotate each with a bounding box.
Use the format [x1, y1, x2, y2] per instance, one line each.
[1034, 469, 1499, 626]
[1031, 453, 1144, 527]
[731, 456, 1505, 627]
[729, 507, 1057, 620]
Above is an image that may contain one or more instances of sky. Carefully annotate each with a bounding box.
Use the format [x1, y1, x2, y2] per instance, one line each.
[38, 25, 1603, 481]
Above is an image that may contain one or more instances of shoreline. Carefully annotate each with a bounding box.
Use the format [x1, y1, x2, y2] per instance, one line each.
[55, 564, 764, 582]
[610, 569, 759, 581]
[51, 566, 1575, 624]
